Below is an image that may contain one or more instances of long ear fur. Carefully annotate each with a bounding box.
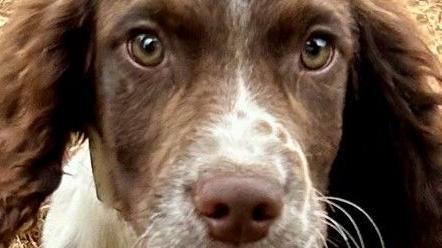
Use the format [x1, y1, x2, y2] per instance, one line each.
[0, 0, 93, 245]
[329, 1, 442, 247]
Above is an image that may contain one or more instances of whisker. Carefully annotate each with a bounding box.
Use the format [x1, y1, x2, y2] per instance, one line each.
[326, 236, 340, 248]
[317, 197, 365, 248]
[314, 189, 335, 212]
[132, 227, 150, 248]
[317, 213, 352, 248]
[325, 197, 385, 248]
[315, 229, 329, 248]
[131, 213, 160, 248]
[321, 220, 351, 248]
[318, 212, 361, 248]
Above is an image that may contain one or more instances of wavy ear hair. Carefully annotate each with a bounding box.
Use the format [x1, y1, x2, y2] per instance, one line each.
[0, 0, 93, 245]
[329, 0, 442, 247]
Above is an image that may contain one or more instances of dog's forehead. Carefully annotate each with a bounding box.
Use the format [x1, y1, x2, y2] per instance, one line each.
[105, 0, 350, 27]
[124, 0, 347, 10]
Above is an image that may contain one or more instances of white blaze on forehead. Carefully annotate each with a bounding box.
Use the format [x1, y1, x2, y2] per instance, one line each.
[228, 0, 251, 60]
[199, 0, 314, 228]
[205, 68, 314, 229]
[229, 0, 250, 27]
[236, 71, 314, 228]
[205, 70, 289, 182]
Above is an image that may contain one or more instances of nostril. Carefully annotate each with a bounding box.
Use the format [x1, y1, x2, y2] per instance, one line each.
[208, 203, 230, 219]
[252, 204, 269, 222]
[252, 203, 280, 222]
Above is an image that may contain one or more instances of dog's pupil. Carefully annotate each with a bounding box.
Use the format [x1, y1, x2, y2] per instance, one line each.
[140, 35, 159, 54]
[305, 37, 327, 56]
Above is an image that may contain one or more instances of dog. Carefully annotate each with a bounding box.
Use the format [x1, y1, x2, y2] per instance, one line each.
[0, 0, 441, 247]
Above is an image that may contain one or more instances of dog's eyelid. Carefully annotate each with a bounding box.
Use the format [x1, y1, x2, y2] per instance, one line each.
[112, 20, 162, 43]
[127, 27, 160, 40]
[303, 25, 354, 60]
[303, 25, 338, 44]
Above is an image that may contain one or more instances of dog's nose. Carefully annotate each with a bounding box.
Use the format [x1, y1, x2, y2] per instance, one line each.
[193, 176, 283, 244]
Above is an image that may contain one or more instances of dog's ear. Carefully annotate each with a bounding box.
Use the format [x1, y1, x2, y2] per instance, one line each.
[0, 0, 94, 244]
[330, 1, 442, 247]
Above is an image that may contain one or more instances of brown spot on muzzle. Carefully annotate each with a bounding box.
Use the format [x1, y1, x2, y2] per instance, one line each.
[254, 120, 273, 135]
[276, 127, 289, 144]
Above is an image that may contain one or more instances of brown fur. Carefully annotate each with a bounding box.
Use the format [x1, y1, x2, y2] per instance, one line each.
[0, 0, 93, 246]
[329, 1, 442, 247]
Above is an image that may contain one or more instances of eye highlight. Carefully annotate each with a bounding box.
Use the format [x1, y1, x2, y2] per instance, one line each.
[128, 33, 165, 67]
[301, 36, 333, 70]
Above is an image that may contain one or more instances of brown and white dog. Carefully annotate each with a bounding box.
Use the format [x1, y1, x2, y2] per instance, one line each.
[0, 0, 441, 247]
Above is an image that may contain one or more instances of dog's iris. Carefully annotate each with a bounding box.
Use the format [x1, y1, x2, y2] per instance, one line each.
[129, 34, 164, 66]
[301, 36, 333, 70]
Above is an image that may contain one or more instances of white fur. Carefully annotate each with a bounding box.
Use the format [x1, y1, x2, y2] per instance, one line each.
[42, 143, 136, 248]
[205, 75, 288, 181]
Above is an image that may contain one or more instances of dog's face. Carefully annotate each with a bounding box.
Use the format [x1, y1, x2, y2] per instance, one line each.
[1, 0, 441, 246]
[91, 0, 355, 247]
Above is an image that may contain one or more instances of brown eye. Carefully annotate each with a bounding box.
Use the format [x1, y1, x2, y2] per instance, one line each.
[129, 33, 165, 66]
[301, 36, 333, 70]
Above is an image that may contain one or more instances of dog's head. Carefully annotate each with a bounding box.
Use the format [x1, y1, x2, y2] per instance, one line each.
[0, 0, 441, 247]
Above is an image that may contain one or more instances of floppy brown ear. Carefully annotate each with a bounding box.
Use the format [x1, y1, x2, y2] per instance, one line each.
[0, 0, 93, 245]
[329, 1, 442, 247]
